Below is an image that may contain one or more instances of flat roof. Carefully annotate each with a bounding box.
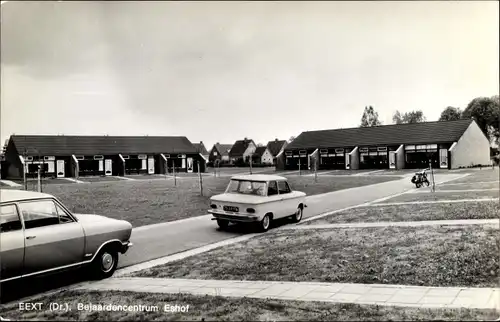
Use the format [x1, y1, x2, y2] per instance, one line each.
[0, 189, 54, 203]
[231, 174, 287, 182]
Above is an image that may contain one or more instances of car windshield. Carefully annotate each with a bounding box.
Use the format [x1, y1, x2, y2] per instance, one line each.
[226, 180, 267, 196]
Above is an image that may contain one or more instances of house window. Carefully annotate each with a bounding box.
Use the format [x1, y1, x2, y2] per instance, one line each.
[285, 151, 292, 156]
[377, 147, 387, 152]
[122, 155, 130, 159]
[93, 155, 104, 160]
[44, 156, 55, 161]
[75, 155, 84, 160]
[25, 156, 34, 161]
[138, 154, 147, 159]
[213, 151, 218, 156]
[405, 145, 415, 150]
[320, 149, 328, 154]
[164, 154, 170, 158]
[416, 145, 427, 150]
[359, 148, 368, 153]
[177, 154, 183, 158]
[299, 150, 307, 156]
[335, 148, 344, 154]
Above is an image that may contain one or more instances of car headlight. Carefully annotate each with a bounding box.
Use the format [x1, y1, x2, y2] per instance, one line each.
[246, 208, 255, 213]
[210, 204, 217, 209]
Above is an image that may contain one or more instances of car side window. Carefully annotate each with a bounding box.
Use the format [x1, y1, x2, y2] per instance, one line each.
[268, 181, 278, 196]
[55, 202, 74, 224]
[277, 181, 291, 194]
[0, 204, 23, 233]
[19, 200, 60, 229]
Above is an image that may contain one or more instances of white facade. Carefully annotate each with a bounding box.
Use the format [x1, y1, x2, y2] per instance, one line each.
[260, 148, 274, 164]
[450, 120, 491, 168]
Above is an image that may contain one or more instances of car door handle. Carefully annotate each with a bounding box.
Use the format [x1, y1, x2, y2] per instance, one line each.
[26, 236, 36, 240]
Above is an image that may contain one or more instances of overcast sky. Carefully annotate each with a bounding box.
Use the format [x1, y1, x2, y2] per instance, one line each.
[1, 1, 498, 149]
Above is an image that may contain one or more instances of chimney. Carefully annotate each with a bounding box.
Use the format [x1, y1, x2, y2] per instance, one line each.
[275, 138, 278, 142]
[216, 142, 219, 145]
[200, 141, 203, 144]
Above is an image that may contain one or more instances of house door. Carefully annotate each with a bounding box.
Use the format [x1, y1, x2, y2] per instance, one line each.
[187, 157, 193, 173]
[98, 160, 104, 173]
[439, 149, 448, 168]
[147, 157, 155, 174]
[56, 160, 65, 178]
[389, 151, 396, 169]
[345, 153, 350, 169]
[181, 157, 186, 169]
[104, 159, 112, 176]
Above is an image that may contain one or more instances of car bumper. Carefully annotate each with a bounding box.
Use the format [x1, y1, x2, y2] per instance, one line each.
[120, 241, 133, 254]
[209, 210, 260, 223]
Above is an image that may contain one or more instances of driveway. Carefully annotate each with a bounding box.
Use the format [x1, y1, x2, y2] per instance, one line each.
[118, 172, 467, 268]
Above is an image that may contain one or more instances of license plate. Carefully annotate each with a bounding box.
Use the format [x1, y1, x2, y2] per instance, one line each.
[223, 206, 239, 212]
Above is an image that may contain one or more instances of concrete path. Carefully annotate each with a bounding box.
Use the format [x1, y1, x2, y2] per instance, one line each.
[288, 219, 499, 230]
[410, 188, 499, 194]
[371, 198, 499, 207]
[118, 173, 469, 268]
[75, 277, 499, 310]
[0, 180, 21, 187]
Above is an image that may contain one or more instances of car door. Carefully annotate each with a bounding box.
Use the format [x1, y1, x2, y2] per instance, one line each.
[0, 204, 25, 281]
[266, 180, 284, 218]
[18, 199, 85, 275]
[277, 180, 296, 217]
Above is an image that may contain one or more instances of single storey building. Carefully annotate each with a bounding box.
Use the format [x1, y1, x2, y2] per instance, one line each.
[1, 135, 206, 179]
[277, 119, 490, 171]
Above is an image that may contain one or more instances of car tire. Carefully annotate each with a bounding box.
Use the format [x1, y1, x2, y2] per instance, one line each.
[217, 219, 229, 229]
[259, 214, 271, 232]
[291, 206, 303, 223]
[91, 247, 119, 280]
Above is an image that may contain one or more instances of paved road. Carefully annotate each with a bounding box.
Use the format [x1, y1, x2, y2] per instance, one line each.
[118, 172, 467, 268]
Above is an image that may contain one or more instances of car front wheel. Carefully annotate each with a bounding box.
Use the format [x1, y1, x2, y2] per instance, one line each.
[92, 247, 118, 280]
[291, 206, 303, 223]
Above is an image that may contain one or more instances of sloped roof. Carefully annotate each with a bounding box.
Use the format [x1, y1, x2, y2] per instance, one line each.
[9, 135, 198, 156]
[253, 146, 268, 157]
[267, 139, 287, 156]
[193, 142, 209, 155]
[213, 143, 233, 156]
[286, 119, 473, 150]
[229, 139, 255, 157]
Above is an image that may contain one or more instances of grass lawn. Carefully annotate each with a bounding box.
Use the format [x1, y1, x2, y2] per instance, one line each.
[132, 225, 499, 288]
[35, 175, 399, 227]
[304, 201, 500, 225]
[0, 290, 497, 321]
[384, 190, 499, 203]
[438, 182, 499, 191]
[450, 169, 499, 184]
[78, 176, 125, 183]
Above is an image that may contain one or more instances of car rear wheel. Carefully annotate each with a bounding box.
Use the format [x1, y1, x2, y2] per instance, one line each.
[259, 214, 271, 232]
[291, 206, 303, 223]
[92, 247, 118, 280]
[217, 219, 229, 229]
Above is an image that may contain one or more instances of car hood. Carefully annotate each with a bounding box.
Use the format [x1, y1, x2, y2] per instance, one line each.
[210, 193, 267, 204]
[73, 213, 129, 225]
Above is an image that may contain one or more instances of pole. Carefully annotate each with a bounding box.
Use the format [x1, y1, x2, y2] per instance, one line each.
[37, 166, 41, 192]
[198, 161, 203, 196]
[299, 158, 301, 176]
[214, 160, 217, 177]
[165, 161, 168, 180]
[249, 155, 253, 174]
[23, 150, 28, 191]
[172, 159, 176, 186]
[430, 160, 435, 192]
[314, 159, 318, 183]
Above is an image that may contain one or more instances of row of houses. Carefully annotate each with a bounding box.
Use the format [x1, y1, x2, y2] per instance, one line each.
[0, 119, 491, 179]
[207, 138, 288, 166]
[276, 119, 490, 170]
[0, 135, 207, 179]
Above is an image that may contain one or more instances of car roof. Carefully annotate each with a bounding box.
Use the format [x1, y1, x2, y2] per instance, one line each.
[231, 174, 287, 182]
[0, 189, 54, 204]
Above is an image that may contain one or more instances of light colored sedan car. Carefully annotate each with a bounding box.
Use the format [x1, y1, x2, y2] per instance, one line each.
[0, 189, 133, 283]
[209, 175, 307, 232]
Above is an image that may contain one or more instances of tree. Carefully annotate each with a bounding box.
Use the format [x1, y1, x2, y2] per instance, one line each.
[288, 136, 295, 143]
[462, 95, 500, 145]
[360, 106, 382, 127]
[439, 106, 463, 122]
[392, 110, 426, 124]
